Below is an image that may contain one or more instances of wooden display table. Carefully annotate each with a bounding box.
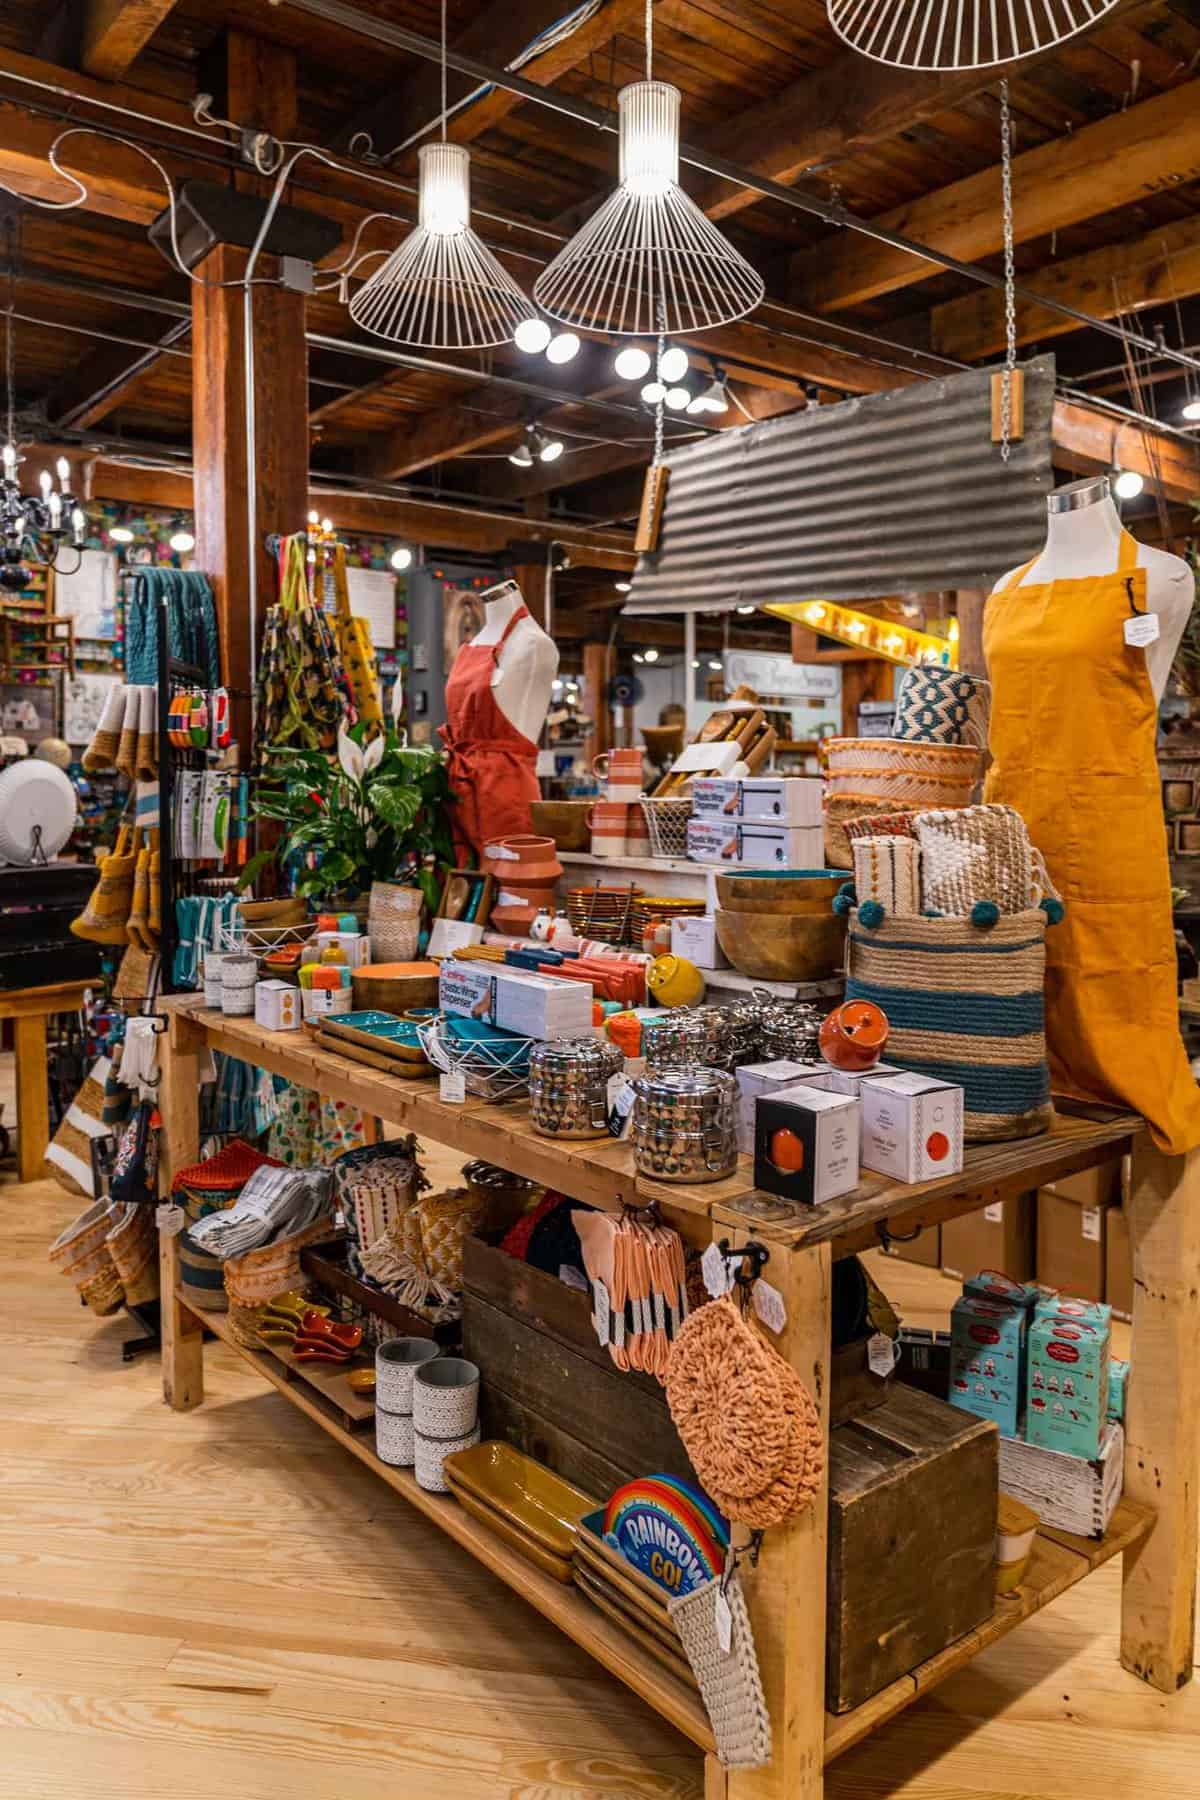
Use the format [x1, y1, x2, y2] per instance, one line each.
[0, 978, 91, 1181]
[157, 998, 1196, 1799]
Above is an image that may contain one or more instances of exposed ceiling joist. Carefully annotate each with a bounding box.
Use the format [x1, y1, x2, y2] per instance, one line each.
[357, 386, 529, 479]
[791, 80, 1200, 314]
[48, 314, 189, 428]
[932, 214, 1200, 362]
[80, 0, 180, 81]
[1053, 396, 1200, 502]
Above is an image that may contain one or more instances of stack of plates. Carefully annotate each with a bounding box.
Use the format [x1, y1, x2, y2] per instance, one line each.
[566, 883, 643, 945]
[442, 1441, 595, 1584]
[630, 895, 708, 943]
[573, 1510, 698, 1689]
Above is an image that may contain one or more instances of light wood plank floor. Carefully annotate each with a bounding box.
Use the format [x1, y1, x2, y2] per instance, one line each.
[3, 1160, 1198, 1799]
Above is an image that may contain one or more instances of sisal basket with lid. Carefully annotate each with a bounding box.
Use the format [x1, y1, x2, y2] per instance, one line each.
[822, 738, 980, 805]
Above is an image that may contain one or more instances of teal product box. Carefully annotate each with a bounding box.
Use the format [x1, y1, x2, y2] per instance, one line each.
[1034, 1293, 1112, 1331]
[949, 1295, 1027, 1438]
[964, 1270, 1041, 1313]
[1026, 1313, 1111, 1459]
[1107, 1357, 1129, 1423]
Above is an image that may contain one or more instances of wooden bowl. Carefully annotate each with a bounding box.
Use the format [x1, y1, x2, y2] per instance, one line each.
[352, 961, 440, 1012]
[715, 869, 844, 909]
[714, 907, 847, 981]
[531, 800, 593, 852]
[717, 891, 834, 916]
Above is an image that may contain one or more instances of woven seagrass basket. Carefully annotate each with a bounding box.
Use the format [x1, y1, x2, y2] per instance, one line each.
[823, 795, 926, 869]
[822, 738, 981, 805]
[845, 906, 1053, 1142]
[223, 1216, 336, 1309]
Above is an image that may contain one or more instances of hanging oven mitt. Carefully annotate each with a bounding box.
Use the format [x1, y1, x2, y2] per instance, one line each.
[115, 686, 141, 780]
[83, 681, 125, 772]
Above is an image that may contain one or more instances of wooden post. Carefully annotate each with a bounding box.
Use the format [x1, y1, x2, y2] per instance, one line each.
[955, 589, 988, 680]
[159, 1008, 205, 1412]
[727, 1235, 832, 1800]
[1120, 1141, 1200, 1691]
[509, 548, 553, 629]
[583, 638, 613, 766]
[191, 34, 308, 755]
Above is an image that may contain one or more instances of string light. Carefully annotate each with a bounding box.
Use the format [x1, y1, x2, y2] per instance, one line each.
[514, 317, 552, 353]
[391, 546, 413, 571]
[614, 345, 651, 380]
[765, 598, 958, 667]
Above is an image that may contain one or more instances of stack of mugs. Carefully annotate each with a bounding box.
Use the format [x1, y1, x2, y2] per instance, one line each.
[375, 1339, 481, 1491]
[589, 749, 646, 859]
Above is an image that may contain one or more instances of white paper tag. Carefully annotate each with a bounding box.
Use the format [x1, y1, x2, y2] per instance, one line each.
[652, 1290, 667, 1333]
[593, 1278, 611, 1346]
[439, 1070, 466, 1104]
[984, 1201, 1003, 1223]
[333, 1207, 347, 1231]
[753, 1279, 787, 1334]
[715, 1586, 733, 1655]
[607, 1076, 636, 1139]
[156, 1203, 184, 1237]
[868, 1331, 898, 1377]
[1124, 612, 1160, 647]
[560, 1264, 589, 1292]
[702, 1240, 734, 1298]
[1081, 1206, 1102, 1243]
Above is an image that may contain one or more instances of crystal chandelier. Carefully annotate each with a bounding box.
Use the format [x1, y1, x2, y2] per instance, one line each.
[532, 16, 763, 339]
[826, 0, 1124, 69]
[0, 298, 84, 592]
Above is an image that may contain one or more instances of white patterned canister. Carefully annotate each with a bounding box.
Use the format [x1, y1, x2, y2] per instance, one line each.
[413, 1357, 480, 1438]
[376, 1336, 441, 1414]
[219, 954, 257, 1016]
[415, 1423, 481, 1493]
[203, 953, 226, 1007]
[376, 1407, 416, 1468]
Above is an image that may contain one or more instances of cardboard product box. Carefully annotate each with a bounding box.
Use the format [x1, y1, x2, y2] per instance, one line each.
[690, 775, 822, 827]
[998, 1422, 1124, 1539]
[754, 1086, 860, 1206]
[669, 915, 729, 969]
[685, 817, 825, 867]
[860, 1072, 964, 1184]
[1026, 1313, 1111, 1460]
[1106, 1205, 1132, 1319]
[1036, 1189, 1110, 1304]
[1034, 1291, 1113, 1330]
[736, 1060, 832, 1154]
[1041, 1160, 1124, 1209]
[1108, 1357, 1129, 1423]
[949, 1295, 1027, 1438]
[883, 1224, 941, 1269]
[963, 1268, 1040, 1311]
[942, 1195, 1036, 1284]
[438, 960, 594, 1040]
[815, 1060, 903, 1097]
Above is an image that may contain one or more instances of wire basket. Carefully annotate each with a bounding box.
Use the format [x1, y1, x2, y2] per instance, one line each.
[418, 1016, 535, 1103]
[640, 796, 693, 859]
[220, 921, 318, 958]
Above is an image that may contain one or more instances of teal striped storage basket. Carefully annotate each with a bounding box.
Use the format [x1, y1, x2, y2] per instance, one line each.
[845, 907, 1052, 1142]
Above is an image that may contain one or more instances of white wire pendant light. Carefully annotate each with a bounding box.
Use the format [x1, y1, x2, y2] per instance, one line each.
[348, 0, 533, 348]
[827, 0, 1124, 69]
[533, 3, 763, 336]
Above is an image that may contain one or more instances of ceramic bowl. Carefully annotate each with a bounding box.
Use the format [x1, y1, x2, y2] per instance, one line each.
[346, 1368, 377, 1394]
[714, 907, 847, 981]
[715, 869, 845, 910]
[445, 1475, 575, 1583]
[442, 1440, 594, 1558]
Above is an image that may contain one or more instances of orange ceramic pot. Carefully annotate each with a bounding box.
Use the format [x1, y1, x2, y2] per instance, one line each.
[819, 999, 890, 1071]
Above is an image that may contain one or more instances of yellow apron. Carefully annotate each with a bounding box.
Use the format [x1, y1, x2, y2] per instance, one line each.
[984, 527, 1200, 1153]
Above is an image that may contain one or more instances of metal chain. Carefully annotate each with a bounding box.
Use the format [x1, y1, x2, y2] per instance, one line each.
[4, 220, 14, 452]
[440, 0, 447, 140]
[999, 78, 1016, 464]
[654, 327, 665, 467]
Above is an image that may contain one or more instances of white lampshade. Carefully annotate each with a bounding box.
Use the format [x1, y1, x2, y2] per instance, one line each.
[827, 0, 1124, 67]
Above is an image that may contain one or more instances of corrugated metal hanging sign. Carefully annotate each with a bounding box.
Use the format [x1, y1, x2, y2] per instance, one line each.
[622, 355, 1055, 614]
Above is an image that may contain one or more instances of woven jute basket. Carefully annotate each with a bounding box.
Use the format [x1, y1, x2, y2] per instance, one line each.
[223, 1215, 336, 1309]
[914, 804, 1058, 917]
[368, 881, 422, 962]
[106, 1203, 159, 1307]
[823, 738, 981, 806]
[823, 795, 925, 869]
[845, 906, 1053, 1142]
[79, 1261, 125, 1317]
[48, 1199, 114, 1276]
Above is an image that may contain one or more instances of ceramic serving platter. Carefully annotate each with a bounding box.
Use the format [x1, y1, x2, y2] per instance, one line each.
[572, 1565, 697, 1688]
[444, 1474, 575, 1584]
[443, 1440, 595, 1558]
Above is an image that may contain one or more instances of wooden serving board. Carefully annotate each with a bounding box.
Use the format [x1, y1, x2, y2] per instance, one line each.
[313, 1030, 434, 1078]
[261, 1338, 377, 1431]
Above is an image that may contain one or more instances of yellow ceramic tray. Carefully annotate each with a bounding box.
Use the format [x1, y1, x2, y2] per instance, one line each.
[442, 1440, 596, 1559]
[445, 1474, 574, 1585]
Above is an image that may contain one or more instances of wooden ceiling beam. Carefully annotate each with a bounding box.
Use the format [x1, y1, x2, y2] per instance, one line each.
[790, 79, 1200, 315]
[356, 387, 529, 480]
[47, 316, 190, 429]
[1052, 398, 1200, 504]
[80, 0, 180, 81]
[931, 213, 1200, 362]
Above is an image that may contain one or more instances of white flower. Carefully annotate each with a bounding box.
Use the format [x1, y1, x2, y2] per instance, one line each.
[363, 733, 385, 773]
[391, 671, 404, 724]
[337, 727, 365, 782]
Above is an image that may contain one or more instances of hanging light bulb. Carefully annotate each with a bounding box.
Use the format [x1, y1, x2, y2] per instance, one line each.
[614, 345, 651, 380]
[736, 603, 756, 614]
[109, 525, 134, 545]
[55, 456, 70, 486]
[1182, 398, 1200, 423]
[643, 647, 660, 662]
[390, 545, 413, 571]
[641, 379, 666, 405]
[514, 317, 552, 354]
[532, 428, 564, 463]
[508, 437, 534, 468]
[664, 386, 691, 410]
[688, 372, 730, 415]
[170, 528, 195, 553]
[615, 580, 632, 592]
[546, 331, 580, 365]
[658, 345, 689, 383]
[349, 142, 533, 348]
[1113, 468, 1144, 500]
[533, 82, 763, 336]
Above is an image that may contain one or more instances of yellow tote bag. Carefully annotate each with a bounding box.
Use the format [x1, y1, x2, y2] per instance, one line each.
[329, 543, 383, 733]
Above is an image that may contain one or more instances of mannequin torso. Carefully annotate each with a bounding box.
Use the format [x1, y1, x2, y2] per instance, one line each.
[471, 580, 559, 743]
[995, 476, 1191, 701]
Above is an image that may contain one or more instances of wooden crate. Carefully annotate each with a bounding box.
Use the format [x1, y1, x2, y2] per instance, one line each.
[826, 1382, 997, 1713]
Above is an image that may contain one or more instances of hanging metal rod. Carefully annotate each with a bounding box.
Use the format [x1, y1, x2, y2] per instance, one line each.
[281, 0, 1200, 383]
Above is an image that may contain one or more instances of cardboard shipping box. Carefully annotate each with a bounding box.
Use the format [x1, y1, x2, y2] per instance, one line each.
[1036, 1189, 1109, 1304]
[883, 1224, 941, 1269]
[941, 1195, 1035, 1284]
[1105, 1205, 1132, 1319]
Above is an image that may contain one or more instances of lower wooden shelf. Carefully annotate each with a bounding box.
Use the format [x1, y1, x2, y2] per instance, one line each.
[185, 1290, 1154, 1771]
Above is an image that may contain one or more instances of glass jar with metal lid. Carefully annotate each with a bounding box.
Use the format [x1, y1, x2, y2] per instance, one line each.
[631, 1068, 738, 1183]
[528, 1037, 624, 1139]
[643, 1006, 736, 1074]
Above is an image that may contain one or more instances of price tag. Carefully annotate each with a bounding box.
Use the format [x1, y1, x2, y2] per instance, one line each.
[439, 1070, 466, 1104]
[984, 1202, 1003, 1223]
[701, 1240, 734, 1298]
[753, 1279, 787, 1334]
[715, 1586, 733, 1655]
[156, 1203, 184, 1237]
[1081, 1207, 1101, 1243]
[593, 1278, 611, 1346]
[868, 1331, 898, 1377]
[607, 1076, 636, 1138]
[1124, 612, 1160, 647]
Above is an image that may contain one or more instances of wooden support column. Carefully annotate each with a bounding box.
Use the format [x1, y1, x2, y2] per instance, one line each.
[191, 33, 308, 755]
[158, 1007, 205, 1412]
[508, 543, 553, 630]
[1121, 1141, 1200, 1692]
[583, 638, 613, 765]
[955, 589, 988, 680]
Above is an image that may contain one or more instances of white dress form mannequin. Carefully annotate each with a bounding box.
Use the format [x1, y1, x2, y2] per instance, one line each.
[471, 579, 559, 743]
[995, 475, 1191, 702]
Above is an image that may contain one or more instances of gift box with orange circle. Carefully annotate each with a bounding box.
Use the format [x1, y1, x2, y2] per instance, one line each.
[753, 1085, 860, 1207]
[860, 1071, 964, 1184]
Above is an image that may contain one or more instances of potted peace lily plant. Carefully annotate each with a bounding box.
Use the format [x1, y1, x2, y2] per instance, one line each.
[242, 714, 454, 917]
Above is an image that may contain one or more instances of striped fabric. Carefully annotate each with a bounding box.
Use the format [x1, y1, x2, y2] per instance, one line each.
[846, 908, 1052, 1142]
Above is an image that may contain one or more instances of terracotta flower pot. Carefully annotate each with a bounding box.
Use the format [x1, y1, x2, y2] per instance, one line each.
[484, 834, 562, 885]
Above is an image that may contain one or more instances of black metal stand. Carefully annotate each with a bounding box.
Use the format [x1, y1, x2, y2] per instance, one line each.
[122, 1298, 162, 1362]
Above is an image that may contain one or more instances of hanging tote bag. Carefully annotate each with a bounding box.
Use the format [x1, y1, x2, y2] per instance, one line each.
[330, 543, 383, 734]
[254, 534, 349, 764]
[845, 905, 1056, 1142]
